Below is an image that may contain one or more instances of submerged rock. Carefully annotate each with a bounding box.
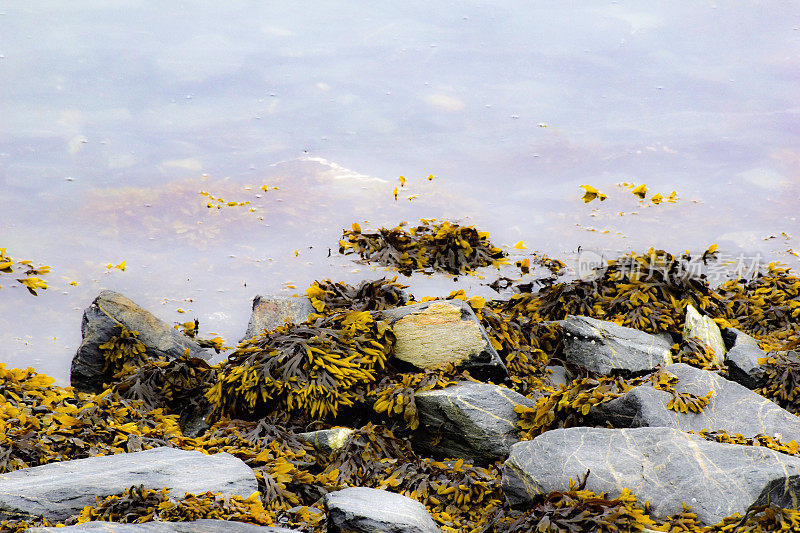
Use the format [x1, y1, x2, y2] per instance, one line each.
[381, 299, 507, 382]
[240, 295, 315, 341]
[0, 447, 257, 522]
[324, 487, 441, 533]
[683, 304, 726, 364]
[561, 315, 673, 376]
[723, 327, 768, 389]
[589, 362, 800, 441]
[71, 290, 209, 392]
[503, 426, 800, 524]
[414, 381, 534, 463]
[27, 520, 299, 532]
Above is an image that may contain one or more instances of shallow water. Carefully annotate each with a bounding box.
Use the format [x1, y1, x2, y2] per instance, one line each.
[1, 2, 799, 383]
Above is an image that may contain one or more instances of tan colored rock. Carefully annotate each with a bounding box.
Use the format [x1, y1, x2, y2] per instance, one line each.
[381, 299, 507, 382]
[683, 304, 726, 364]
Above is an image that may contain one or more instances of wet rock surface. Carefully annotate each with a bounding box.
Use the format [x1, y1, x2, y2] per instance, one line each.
[240, 295, 315, 341]
[27, 520, 299, 532]
[0, 447, 257, 522]
[381, 299, 508, 382]
[71, 290, 209, 392]
[589, 362, 800, 441]
[503, 426, 800, 525]
[414, 381, 534, 463]
[324, 487, 441, 533]
[561, 315, 673, 375]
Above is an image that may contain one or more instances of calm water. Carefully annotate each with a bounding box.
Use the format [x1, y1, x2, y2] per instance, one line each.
[1, 2, 799, 383]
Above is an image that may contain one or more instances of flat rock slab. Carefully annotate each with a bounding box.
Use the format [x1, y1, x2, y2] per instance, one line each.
[72, 290, 209, 392]
[27, 520, 299, 533]
[324, 487, 441, 533]
[503, 426, 800, 525]
[381, 300, 507, 382]
[561, 315, 672, 376]
[722, 327, 767, 389]
[0, 447, 257, 522]
[590, 363, 800, 441]
[414, 381, 534, 463]
[240, 295, 315, 341]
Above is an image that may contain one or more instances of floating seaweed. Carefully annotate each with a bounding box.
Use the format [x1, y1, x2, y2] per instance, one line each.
[339, 219, 508, 276]
[306, 277, 410, 314]
[0, 246, 50, 295]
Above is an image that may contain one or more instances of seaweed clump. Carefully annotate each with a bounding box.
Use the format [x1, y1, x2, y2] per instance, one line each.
[306, 277, 409, 314]
[207, 311, 394, 421]
[339, 219, 507, 275]
[64, 485, 273, 526]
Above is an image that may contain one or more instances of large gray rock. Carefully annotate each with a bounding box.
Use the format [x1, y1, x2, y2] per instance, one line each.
[0, 447, 257, 522]
[561, 315, 673, 376]
[683, 304, 726, 365]
[324, 487, 440, 533]
[27, 520, 299, 533]
[722, 327, 768, 389]
[503, 426, 800, 525]
[414, 382, 534, 463]
[381, 300, 507, 382]
[240, 295, 315, 341]
[589, 363, 800, 441]
[71, 291, 209, 392]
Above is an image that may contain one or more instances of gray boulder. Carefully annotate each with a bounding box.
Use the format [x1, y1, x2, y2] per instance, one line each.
[240, 295, 315, 341]
[71, 291, 209, 392]
[722, 327, 768, 389]
[0, 447, 257, 522]
[381, 300, 507, 382]
[683, 304, 726, 364]
[561, 315, 673, 376]
[503, 426, 800, 524]
[27, 520, 299, 532]
[414, 381, 534, 463]
[589, 363, 800, 441]
[324, 487, 441, 533]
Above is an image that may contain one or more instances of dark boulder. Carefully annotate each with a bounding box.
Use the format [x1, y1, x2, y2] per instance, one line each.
[414, 381, 534, 463]
[722, 327, 768, 389]
[561, 315, 673, 376]
[240, 295, 315, 341]
[71, 290, 209, 392]
[589, 362, 800, 441]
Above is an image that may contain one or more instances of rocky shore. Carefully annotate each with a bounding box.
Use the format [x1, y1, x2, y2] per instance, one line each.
[2, 242, 800, 532]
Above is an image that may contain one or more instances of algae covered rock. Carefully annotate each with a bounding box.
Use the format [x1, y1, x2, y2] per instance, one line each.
[502, 426, 800, 524]
[27, 520, 299, 532]
[561, 315, 673, 376]
[723, 327, 767, 389]
[683, 304, 726, 364]
[414, 381, 534, 463]
[240, 295, 314, 341]
[297, 427, 355, 455]
[71, 290, 210, 392]
[589, 362, 800, 441]
[324, 486, 441, 533]
[0, 447, 257, 522]
[381, 299, 507, 382]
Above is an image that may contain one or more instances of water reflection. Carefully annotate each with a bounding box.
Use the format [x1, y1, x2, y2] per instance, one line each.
[1, 2, 798, 383]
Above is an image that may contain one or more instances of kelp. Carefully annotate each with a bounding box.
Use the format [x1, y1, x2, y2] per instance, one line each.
[754, 350, 800, 415]
[306, 277, 409, 314]
[370, 368, 459, 430]
[64, 485, 273, 526]
[99, 324, 149, 377]
[0, 246, 50, 295]
[207, 311, 394, 420]
[504, 249, 726, 334]
[339, 219, 507, 275]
